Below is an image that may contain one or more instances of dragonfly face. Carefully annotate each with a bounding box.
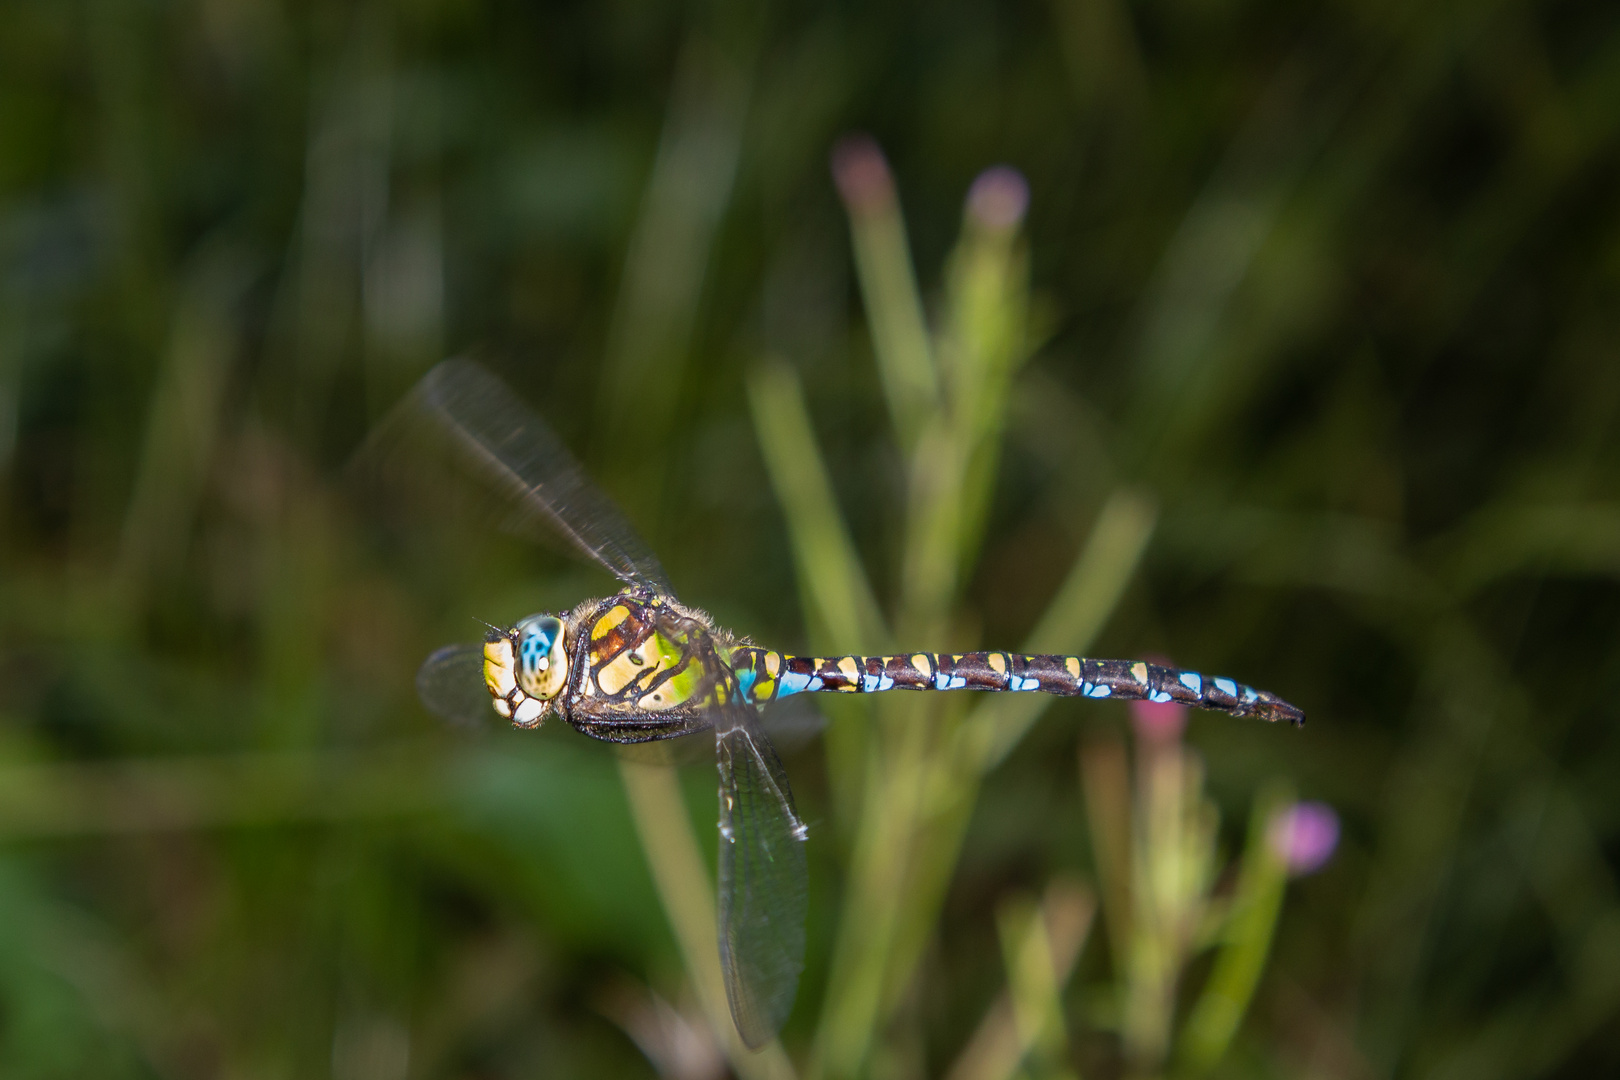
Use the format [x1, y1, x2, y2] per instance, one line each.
[484, 614, 568, 727]
[391, 360, 809, 1049]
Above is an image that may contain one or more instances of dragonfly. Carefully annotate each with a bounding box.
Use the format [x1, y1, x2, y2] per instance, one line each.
[395, 359, 1304, 1050]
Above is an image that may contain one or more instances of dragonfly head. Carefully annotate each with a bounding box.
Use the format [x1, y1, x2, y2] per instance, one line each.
[483, 614, 569, 728]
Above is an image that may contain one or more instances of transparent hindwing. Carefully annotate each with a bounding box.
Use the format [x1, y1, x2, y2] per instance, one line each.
[714, 702, 809, 1049]
[416, 644, 496, 730]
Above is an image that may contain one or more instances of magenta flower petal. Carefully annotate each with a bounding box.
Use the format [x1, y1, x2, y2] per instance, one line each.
[966, 165, 1029, 230]
[830, 135, 895, 215]
[1268, 801, 1340, 876]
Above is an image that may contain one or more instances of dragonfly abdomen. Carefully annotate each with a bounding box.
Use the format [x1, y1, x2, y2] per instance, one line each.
[731, 648, 1303, 725]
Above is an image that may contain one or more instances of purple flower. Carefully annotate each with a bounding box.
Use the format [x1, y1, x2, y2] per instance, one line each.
[831, 135, 896, 216]
[966, 166, 1029, 231]
[1268, 801, 1340, 876]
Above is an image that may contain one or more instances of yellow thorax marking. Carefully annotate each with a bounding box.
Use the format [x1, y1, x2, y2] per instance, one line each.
[596, 650, 642, 695]
[592, 604, 631, 641]
[597, 627, 680, 696]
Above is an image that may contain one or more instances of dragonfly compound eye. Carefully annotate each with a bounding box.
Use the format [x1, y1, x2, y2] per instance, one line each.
[514, 614, 569, 700]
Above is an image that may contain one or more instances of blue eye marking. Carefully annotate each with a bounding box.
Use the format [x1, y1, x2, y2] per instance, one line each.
[520, 632, 548, 674]
[515, 616, 561, 679]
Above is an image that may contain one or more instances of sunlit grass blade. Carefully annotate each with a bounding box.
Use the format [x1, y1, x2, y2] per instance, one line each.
[749, 358, 890, 825]
[896, 418, 965, 639]
[1176, 782, 1292, 1073]
[941, 881, 1095, 1080]
[618, 759, 798, 1080]
[831, 136, 939, 452]
[1001, 881, 1093, 1080]
[1079, 737, 1133, 986]
[940, 168, 1036, 573]
[747, 359, 889, 653]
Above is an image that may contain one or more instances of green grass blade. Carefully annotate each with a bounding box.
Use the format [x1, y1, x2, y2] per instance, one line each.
[1176, 783, 1292, 1073]
[833, 137, 939, 452]
[747, 359, 889, 653]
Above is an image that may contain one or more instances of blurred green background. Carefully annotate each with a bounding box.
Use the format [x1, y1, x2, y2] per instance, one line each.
[3, 0, 1620, 1077]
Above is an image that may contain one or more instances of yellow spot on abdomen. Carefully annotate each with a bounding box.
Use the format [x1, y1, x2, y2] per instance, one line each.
[1065, 657, 1082, 679]
[1131, 662, 1148, 684]
[836, 656, 859, 680]
[988, 653, 1007, 674]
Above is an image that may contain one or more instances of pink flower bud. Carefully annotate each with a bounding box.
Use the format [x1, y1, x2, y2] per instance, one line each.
[830, 135, 895, 216]
[1268, 801, 1340, 876]
[965, 165, 1029, 231]
[1130, 698, 1187, 745]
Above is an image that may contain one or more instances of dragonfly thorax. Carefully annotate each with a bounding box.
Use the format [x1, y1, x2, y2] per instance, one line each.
[483, 614, 569, 728]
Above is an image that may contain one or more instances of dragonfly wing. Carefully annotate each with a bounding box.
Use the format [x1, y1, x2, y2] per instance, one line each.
[368, 358, 673, 594]
[755, 694, 828, 756]
[417, 644, 496, 729]
[715, 705, 808, 1048]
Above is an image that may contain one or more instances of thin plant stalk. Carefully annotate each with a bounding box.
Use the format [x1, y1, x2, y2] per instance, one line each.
[1176, 784, 1294, 1073]
[945, 881, 1094, 1080]
[1122, 726, 1217, 1079]
[832, 136, 939, 453]
[757, 150, 1154, 1079]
